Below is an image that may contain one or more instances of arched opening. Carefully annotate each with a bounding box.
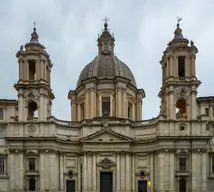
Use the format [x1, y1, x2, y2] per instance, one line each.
[179, 178, 186, 192]
[178, 56, 185, 78]
[176, 98, 187, 119]
[80, 103, 84, 120]
[28, 60, 36, 81]
[29, 178, 36, 191]
[28, 101, 38, 119]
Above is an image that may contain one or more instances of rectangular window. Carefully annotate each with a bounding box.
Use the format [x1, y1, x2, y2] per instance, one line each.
[205, 108, 209, 116]
[102, 97, 110, 116]
[178, 56, 185, 78]
[0, 108, 3, 120]
[0, 127, 4, 145]
[0, 157, 5, 173]
[212, 105, 214, 116]
[212, 155, 214, 172]
[29, 158, 36, 170]
[179, 158, 186, 171]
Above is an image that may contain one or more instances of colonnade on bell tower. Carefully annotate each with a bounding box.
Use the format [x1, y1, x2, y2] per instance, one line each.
[14, 26, 54, 122]
[159, 22, 201, 120]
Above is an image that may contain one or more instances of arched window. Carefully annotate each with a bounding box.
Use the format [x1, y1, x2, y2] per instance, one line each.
[28, 60, 36, 81]
[28, 101, 38, 118]
[29, 178, 36, 191]
[102, 97, 110, 116]
[128, 102, 133, 119]
[176, 98, 187, 119]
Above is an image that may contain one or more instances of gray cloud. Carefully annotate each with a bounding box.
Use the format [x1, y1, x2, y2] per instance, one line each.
[0, 0, 214, 120]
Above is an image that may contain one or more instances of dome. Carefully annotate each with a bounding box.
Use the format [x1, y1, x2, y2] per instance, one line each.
[76, 55, 137, 88]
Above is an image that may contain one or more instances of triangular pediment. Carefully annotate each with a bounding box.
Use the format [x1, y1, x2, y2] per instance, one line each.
[80, 129, 133, 143]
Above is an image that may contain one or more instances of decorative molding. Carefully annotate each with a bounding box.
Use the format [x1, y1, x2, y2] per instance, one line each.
[9, 149, 26, 155]
[191, 148, 207, 153]
[102, 116, 110, 130]
[63, 170, 78, 179]
[71, 99, 77, 104]
[86, 87, 97, 93]
[27, 124, 36, 133]
[38, 149, 58, 155]
[24, 91, 40, 103]
[174, 87, 190, 100]
[135, 170, 150, 179]
[97, 158, 116, 169]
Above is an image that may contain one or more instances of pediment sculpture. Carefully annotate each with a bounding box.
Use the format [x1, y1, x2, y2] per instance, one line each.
[97, 158, 116, 169]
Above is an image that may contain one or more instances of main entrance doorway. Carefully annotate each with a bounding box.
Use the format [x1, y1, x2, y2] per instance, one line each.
[66, 180, 75, 192]
[100, 172, 113, 192]
[138, 180, 147, 192]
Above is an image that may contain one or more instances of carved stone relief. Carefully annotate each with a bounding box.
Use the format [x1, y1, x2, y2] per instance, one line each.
[97, 158, 116, 169]
[174, 87, 190, 100]
[27, 124, 36, 133]
[24, 91, 40, 103]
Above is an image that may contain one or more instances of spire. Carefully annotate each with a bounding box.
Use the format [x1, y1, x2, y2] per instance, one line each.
[97, 17, 115, 55]
[29, 22, 39, 44]
[103, 16, 109, 31]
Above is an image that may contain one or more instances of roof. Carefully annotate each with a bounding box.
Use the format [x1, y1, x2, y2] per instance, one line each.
[76, 55, 137, 88]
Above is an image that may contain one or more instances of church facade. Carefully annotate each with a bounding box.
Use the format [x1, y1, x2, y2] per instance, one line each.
[0, 20, 214, 192]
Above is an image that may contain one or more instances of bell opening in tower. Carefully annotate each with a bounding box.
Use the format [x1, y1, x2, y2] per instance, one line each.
[178, 56, 185, 78]
[29, 60, 36, 81]
[102, 97, 110, 116]
[28, 101, 38, 119]
[176, 98, 187, 119]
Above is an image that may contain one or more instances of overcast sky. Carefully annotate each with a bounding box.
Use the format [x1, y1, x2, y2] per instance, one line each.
[0, 0, 214, 121]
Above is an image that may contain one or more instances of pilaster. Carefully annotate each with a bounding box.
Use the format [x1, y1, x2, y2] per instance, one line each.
[116, 154, 121, 191]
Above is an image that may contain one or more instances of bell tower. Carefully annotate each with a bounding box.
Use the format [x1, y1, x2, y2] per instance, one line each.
[158, 20, 201, 120]
[15, 25, 54, 122]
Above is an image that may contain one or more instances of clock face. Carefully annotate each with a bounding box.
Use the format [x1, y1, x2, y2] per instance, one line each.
[102, 42, 111, 54]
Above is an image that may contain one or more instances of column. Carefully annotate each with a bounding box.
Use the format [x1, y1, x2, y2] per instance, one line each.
[185, 56, 189, 77]
[169, 57, 173, 77]
[132, 153, 135, 191]
[83, 155, 87, 191]
[169, 153, 175, 191]
[192, 56, 196, 76]
[39, 94, 44, 121]
[59, 153, 64, 191]
[125, 153, 130, 191]
[9, 154, 14, 189]
[92, 153, 97, 191]
[159, 153, 164, 191]
[18, 93, 24, 121]
[191, 153, 197, 191]
[116, 154, 121, 191]
[150, 154, 154, 192]
[19, 60, 22, 79]
[169, 91, 174, 119]
[136, 97, 142, 121]
[71, 98, 77, 121]
[85, 92, 90, 118]
[201, 152, 207, 191]
[40, 154, 45, 189]
[120, 154, 125, 191]
[191, 90, 197, 120]
[19, 154, 24, 189]
[25, 60, 29, 80]
[118, 90, 122, 117]
[36, 60, 40, 80]
[41, 60, 44, 80]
